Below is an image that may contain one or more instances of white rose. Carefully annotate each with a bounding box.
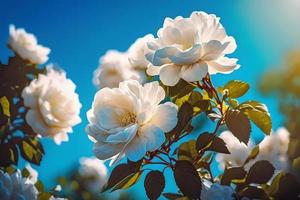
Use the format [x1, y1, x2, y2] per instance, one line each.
[8, 25, 50, 64]
[146, 11, 239, 86]
[0, 169, 38, 200]
[86, 80, 178, 165]
[93, 50, 143, 89]
[201, 180, 234, 200]
[216, 131, 254, 169]
[128, 34, 154, 70]
[78, 157, 108, 193]
[22, 66, 82, 145]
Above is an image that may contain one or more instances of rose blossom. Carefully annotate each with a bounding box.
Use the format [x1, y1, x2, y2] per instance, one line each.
[93, 50, 143, 89]
[128, 34, 154, 70]
[8, 25, 50, 64]
[86, 80, 178, 165]
[146, 11, 239, 86]
[22, 65, 82, 145]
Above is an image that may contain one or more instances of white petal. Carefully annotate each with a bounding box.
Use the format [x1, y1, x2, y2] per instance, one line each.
[139, 124, 166, 152]
[223, 36, 237, 54]
[201, 40, 229, 61]
[85, 124, 108, 142]
[181, 62, 208, 82]
[207, 57, 239, 74]
[146, 63, 161, 76]
[125, 136, 146, 161]
[152, 47, 177, 66]
[93, 141, 123, 161]
[106, 124, 138, 143]
[169, 44, 202, 65]
[159, 64, 181, 86]
[150, 102, 178, 132]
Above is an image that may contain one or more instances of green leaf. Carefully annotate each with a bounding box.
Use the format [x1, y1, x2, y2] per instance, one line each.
[221, 167, 247, 185]
[166, 79, 195, 98]
[246, 160, 275, 184]
[196, 132, 230, 154]
[225, 109, 251, 144]
[18, 137, 44, 165]
[292, 157, 300, 171]
[223, 80, 249, 98]
[239, 101, 272, 135]
[35, 180, 45, 192]
[144, 171, 165, 200]
[243, 145, 260, 166]
[168, 102, 193, 138]
[111, 170, 142, 191]
[177, 140, 198, 162]
[0, 96, 10, 117]
[103, 160, 141, 192]
[0, 143, 18, 167]
[174, 160, 202, 199]
[273, 173, 300, 200]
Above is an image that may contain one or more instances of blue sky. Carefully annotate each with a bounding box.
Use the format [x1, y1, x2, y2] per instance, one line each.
[1, 0, 300, 198]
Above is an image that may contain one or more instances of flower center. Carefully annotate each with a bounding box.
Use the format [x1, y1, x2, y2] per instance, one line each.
[119, 112, 136, 126]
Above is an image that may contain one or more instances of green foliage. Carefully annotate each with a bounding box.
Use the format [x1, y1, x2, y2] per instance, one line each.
[103, 160, 142, 192]
[243, 145, 260, 166]
[221, 166, 247, 185]
[196, 132, 230, 154]
[177, 140, 197, 162]
[225, 109, 251, 144]
[246, 160, 275, 184]
[173, 160, 202, 199]
[18, 137, 44, 165]
[239, 101, 272, 135]
[144, 170, 165, 200]
[223, 80, 249, 98]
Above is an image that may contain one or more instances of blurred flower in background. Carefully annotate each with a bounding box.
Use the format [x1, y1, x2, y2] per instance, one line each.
[8, 25, 50, 64]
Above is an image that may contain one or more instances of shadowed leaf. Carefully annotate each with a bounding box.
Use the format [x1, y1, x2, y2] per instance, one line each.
[221, 167, 247, 185]
[174, 160, 202, 199]
[178, 140, 198, 162]
[144, 171, 165, 200]
[226, 109, 251, 144]
[246, 160, 275, 184]
[196, 132, 230, 154]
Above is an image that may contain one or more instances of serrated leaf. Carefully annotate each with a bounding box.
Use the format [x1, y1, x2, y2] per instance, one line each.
[178, 140, 198, 162]
[239, 101, 272, 135]
[221, 167, 247, 185]
[196, 132, 230, 154]
[174, 160, 202, 199]
[167, 79, 195, 98]
[224, 80, 249, 98]
[246, 160, 275, 184]
[144, 171, 165, 200]
[225, 109, 251, 144]
[18, 137, 44, 165]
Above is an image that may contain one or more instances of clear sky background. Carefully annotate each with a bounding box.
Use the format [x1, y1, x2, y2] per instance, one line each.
[1, 0, 300, 198]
